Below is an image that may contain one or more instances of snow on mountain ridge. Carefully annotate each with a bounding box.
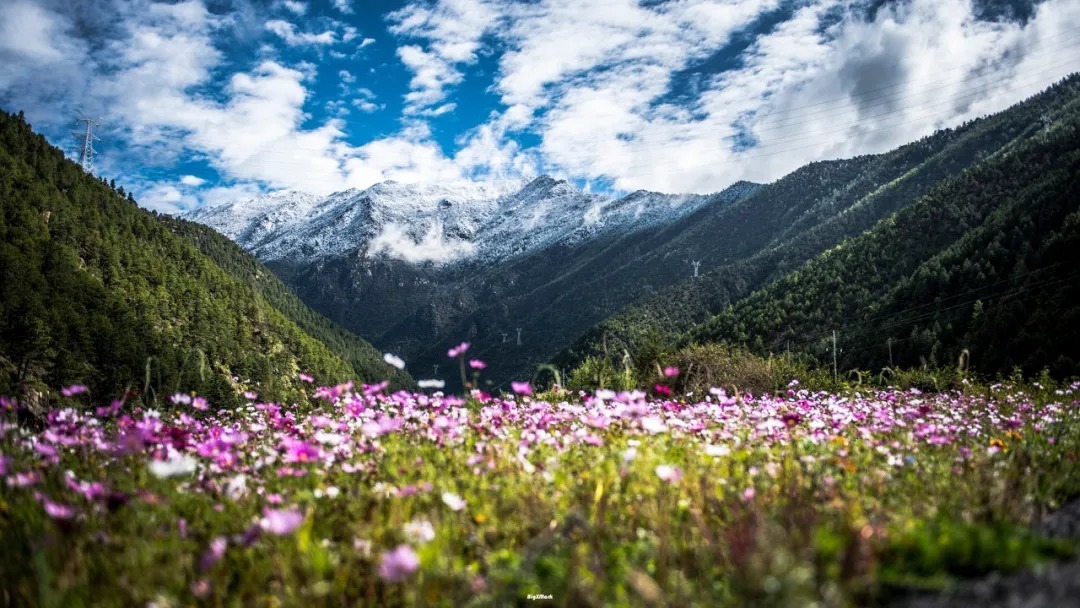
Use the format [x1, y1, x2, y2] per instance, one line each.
[182, 176, 759, 267]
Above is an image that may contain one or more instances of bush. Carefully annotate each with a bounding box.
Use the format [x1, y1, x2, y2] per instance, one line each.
[670, 344, 777, 396]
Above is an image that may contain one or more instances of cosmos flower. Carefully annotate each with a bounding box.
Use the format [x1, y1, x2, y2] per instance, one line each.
[469, 359, 487, 370]
[61, 385, 88, 397]
[260, 508, 304, 535]
[447, 342, 470, 358]
[403, 519, 435, 544]
[200, 537, 228, 572]
[378, 545, 420, 583]
[442, 492, 466, 511]
[511, 381, 532, 396]
[655, 465, 682, 484]
[418, 379, 446, 389]
[148, 452, 197, 478]
[663, 367, 680, 378]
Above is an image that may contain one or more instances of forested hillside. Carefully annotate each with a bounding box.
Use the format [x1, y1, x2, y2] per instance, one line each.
[691, 95, 1080, 376]
[559, 75, 1080, 379]
[0, 109, 406, 409]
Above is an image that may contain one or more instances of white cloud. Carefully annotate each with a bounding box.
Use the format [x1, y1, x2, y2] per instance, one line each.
[265, 19, 352, 47]
[331, 0, 353, 15]
[280, 0, 306, 16]
[180, 174, 207, 187]
[359, 37, 375, 48]
[369, 221, 475, 264]
[388, 0, 501, 112]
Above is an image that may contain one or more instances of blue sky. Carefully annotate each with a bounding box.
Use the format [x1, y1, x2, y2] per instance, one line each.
[1, 0, 1077, 212]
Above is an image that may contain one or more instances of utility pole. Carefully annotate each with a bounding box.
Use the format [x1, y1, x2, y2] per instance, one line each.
[432, 363, 440, 376]
[887, 337, 894, 367]
[516, 327, 522, 346]
[831, 330, 838, 384]
[73, 114, 100, 173]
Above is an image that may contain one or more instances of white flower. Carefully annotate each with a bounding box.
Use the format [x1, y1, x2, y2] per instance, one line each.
[148, 452, 196, 479]
[225, 474, 248, 500]
[314, 432, 344, 446]
[418, 379, 445, 389]
[404, 519, 435, 544]
[621, 447, 637, 463]
[442, 492, 466, 511]
[704, 444, 730, 457]
[383, 353, 406, 370]
[640, 416, 668, 434]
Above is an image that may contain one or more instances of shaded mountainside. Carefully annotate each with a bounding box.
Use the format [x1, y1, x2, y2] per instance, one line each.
[689, 93, 1080, 376]
[557, 75, 1080, 378]
[192, 174, 759, 387]
[0, 109, 408, 409]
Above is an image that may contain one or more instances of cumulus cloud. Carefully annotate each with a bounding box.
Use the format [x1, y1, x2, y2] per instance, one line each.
[266, 19, 356, 47]
[388, 0, 501, 112]
[3, 0, 1077, 214]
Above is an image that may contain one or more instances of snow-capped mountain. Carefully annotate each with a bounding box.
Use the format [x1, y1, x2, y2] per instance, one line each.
[182, 175, 761, 386]
[185, 176, 756, 269]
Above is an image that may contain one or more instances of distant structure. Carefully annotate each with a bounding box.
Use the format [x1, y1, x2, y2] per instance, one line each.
[73, 114, 100, 173]
[516, 327, 522, 346]
[688, 259, 701, 278]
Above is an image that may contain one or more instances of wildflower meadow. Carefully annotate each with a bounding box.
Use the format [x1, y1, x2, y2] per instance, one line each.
[2, 352, 1079, 606]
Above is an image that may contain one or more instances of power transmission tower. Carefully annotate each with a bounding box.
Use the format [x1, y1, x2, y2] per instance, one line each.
[73, 114, 101, 173]
[832, 330, 838, 384]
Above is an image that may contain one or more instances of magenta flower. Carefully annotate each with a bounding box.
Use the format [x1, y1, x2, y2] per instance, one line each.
[511, 381, 532, 396]
[663, 366, 680, 378]
[298, 373, 314, 383]
[447, 342, 470, 358]
[654, 384, 672, 397]
[379, 544, 420, 582]
[468, 359, 487, 370]
[281, 437, 322, 463]
[61, 385, 88, 397]
[260, 508, 304, 535]
[35, 493, 76, 519]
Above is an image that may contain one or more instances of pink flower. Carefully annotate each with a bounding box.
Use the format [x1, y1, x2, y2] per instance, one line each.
[663, 366, 680, 378]
[742, 487, 756, 502]
[298, 373, 314, 383]
[379, 545, 420, 582]
[511, 381, 532, 396]
[199, 536, 228, 572]
[468, 359, 487, 370]
[36, 494, 76, 519]
[281, 438, 321, 463]
[61, 385, 88, 397]
[260, 508, 304, 535]
[654, 384, 672, 397]
[448, 342, 470, 358]
[655, 465, 682, 484]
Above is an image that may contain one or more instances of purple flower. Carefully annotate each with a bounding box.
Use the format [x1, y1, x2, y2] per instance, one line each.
[511, 381, 532, 396]
[469, 359, 487, 370]
[379, 544, 420, 582]
[448, 342, 470, 358]
[61, 385, 88, 397]
[199, 536, 228, 572]
[260, 508, 304, 535]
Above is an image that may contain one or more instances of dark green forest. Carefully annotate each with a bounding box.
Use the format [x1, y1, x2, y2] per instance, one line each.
[0, 109, 407, 409]
[560, 75, 1080, 383]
